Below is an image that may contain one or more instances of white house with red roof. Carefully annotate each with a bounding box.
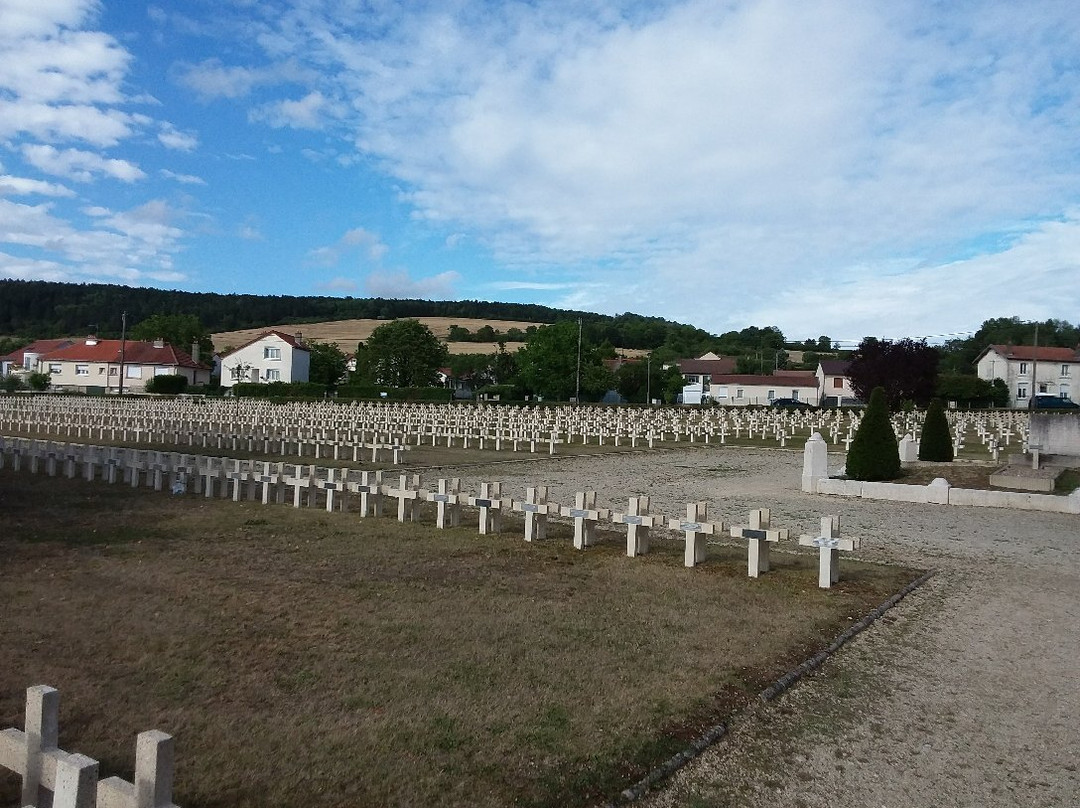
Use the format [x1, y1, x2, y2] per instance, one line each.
[976, 344, 1080, 407]
[219, 330, 310, 388]
[35, 336, 211, 392]
[0, 338, 75, 376]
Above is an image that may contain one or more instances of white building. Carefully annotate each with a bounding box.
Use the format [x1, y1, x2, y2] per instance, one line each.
[975, 344, 1080, 408]
[815, 360, 858, 406]
[219, 330, 311, 388]
[35, 336, 210, 393]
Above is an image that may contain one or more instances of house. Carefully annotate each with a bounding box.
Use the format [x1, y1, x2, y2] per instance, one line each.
[975, 344, 1080, 408]
[816, 360, 858, 406]
[219, 330, 310, 388]
[706, 373, 822, 406]
[0, 338, 75, 376]
[669, 353, 738, 392]
[35, 336, 211, 393]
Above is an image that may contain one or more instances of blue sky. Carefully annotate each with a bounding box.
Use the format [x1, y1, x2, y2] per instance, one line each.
[2, 0, 1080, 344]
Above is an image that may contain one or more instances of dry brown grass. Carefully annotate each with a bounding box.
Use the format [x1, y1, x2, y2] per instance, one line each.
[0, 471, 918, 808]
[211, 317, 545, 354]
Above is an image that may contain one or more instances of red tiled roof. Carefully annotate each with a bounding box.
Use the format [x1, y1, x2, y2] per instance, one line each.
[985, 344, 1080, 362]
[220, 330, 310, 358]
[0, 338, 75, 365]
[39, 339, 210, 369]
[676, 358, 737, 375]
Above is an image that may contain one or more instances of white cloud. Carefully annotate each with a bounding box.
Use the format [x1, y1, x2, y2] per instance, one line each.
[192, 0, 1080, 336]
[307, 226, 389, 266]
[251, 90, 333, 129]
[157, 122, 199, 151]
[365, 269, 460, 299]
[22, 144, 145, 182]
[159, 169, 205, 185]
[0, 0, 96, 38]
[0, 99, 135, 147]
[315, 276, 359, 293]
[0, 174, 75, 197]
[173, 57, 316, 100]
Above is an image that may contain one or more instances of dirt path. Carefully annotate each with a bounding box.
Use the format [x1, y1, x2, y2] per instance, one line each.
[441, 446, 1080, 807]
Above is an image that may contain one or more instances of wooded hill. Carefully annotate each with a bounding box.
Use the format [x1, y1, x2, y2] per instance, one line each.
[0, 280, 714, 354]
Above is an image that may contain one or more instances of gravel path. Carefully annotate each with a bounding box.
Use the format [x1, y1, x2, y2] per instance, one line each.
[438, 446, 1080, 808]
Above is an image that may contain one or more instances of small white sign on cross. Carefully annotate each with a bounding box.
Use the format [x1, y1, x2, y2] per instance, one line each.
[560, 491, 611, 549]
[426, 478, 463, 529]
[798, 515, 860, 588]
[668, 502, 719, 568]
[611, 496, 659, 557]
[730, 508, 789, 578]
[512, 486, 558, 542]
[468, 482, 509, 534]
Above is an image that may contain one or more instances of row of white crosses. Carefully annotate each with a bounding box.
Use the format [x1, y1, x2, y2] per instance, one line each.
[0, 436, 863, 589]
[0, 685, 178, 808]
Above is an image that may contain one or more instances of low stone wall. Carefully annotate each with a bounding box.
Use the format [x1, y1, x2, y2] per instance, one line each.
[815, 476, 1080, 514]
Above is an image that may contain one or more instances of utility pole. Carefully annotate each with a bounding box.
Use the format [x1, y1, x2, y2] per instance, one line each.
[1031, 323, 1039, 404]
[117, 311, 127, 396]
[575, 318, 582, 404]
[646, 353, 651, 405]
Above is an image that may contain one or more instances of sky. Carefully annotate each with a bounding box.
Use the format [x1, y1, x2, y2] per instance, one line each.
[2, 0, 1080, 345]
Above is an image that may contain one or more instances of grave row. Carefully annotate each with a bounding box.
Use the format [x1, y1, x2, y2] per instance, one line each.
[0, 685, 178, 808]
[1, 436, 861, 589]
[0, 395, 1031, 462]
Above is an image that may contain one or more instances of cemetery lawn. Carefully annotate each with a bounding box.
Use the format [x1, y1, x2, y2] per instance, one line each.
[0, 472, 920, 808]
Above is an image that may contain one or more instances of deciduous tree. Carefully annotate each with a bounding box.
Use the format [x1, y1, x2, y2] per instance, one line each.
[130, 314, 213, 356]
[354, 319, 448, 387]
[848, 337, 939, 409]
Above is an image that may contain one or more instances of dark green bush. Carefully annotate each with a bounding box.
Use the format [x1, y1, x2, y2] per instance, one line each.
[145, 374, 188, 394]
[845, 386, 901, 481]
[918, 398, 954, 461]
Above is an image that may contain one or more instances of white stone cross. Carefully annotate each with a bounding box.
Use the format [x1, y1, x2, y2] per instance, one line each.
[560, 491, 611, 549]
[512, 486, 558, 542]
[427, 478, 463, 529]
[469, 482, 509, 534]
[611, 496, 659, 557]
[386, 473, 424, 522]
[668, 502, 718, 567]
[346, 470, 384, 517]
[798, 515, 860, 588]
[730, 508, 789, 578]
[316, 467, 347, 512]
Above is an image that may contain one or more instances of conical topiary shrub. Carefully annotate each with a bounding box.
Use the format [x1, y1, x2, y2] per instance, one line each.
[918, 398, 954, 462]
[845, 386, 901, 481]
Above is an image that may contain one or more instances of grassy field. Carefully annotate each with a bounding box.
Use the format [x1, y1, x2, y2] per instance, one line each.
[0, 471, 919, 807]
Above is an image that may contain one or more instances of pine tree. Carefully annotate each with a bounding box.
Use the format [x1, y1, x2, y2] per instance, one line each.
[918, 398, 954, 462]
[845, 387, 901, 481]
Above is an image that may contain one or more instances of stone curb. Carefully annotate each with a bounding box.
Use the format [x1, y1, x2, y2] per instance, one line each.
[606, 567, 936, 806]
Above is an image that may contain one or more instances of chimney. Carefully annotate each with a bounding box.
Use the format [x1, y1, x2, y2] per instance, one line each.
[153, 337, 165, 349]
[191, 342, 201, 363]
[295, 331, 303, 344]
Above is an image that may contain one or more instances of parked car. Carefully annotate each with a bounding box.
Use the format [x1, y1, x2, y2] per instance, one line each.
[770, 397, 813, 409]
[1028, 395, 1080, 410]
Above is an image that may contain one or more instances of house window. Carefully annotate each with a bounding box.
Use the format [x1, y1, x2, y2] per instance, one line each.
[736, 388, 744, 398]
[155, 367, 173, 376]
[264, 346, 281, 360]
[126, 366, 142, 378]
[833, 377, 843, 388]
[1019, 362, 1029, 375]
[767, 389, 776, 400]
[1017, 386, 1028, 399]
[75, 364, 89, 376]
[1063, 365, 1070, 377]
[1039, 383, 1049, 394]
[98, 367, 106, 375]
[266, 369, 281, 381]
[109, 367, 118, 376]
[48, 363, 61, 375]
[791, 390, 800, 400]
[715, 386, 728, 399]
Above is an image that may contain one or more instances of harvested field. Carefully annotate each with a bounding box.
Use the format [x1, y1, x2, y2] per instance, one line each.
[0, 462, 915, 808]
